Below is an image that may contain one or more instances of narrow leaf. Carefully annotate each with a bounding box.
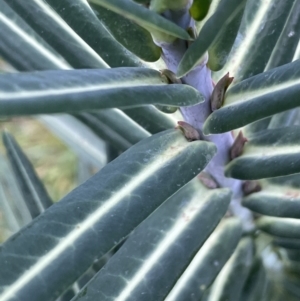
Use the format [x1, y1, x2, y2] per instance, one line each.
[72, 179, 231, 301]
[123, 106, 177, 134]
[177, 0, 246, 77]
[225, 126, 300, 180]
[203, 60, 300, 134]
[75, 113, 133, 151]
[206, 237, 253, 301]
[265, 0, 300, 70]
[207, 0, 246, 71]
[257, 216, 300, 239]
[0, 154, 31, 233]
[44, 0, 144, 68]
[0, 0, 69, 71]
[0, 129, 216, 301]
[273, 237, 300, 250]
[242, 185, 300, 218]
[4, 0, 108, 69]
[88, 0, 191, 41]
[92, 110, 151, 144]
[91, 4, 161, 62]
[39, 115, 107, 167]
[240, 258, 268, 301]
[165, 218, 242, 301]
[218, 0, 295, 82]
[3, 132, 53, 219]
[268, 109, 299, 130]
[0, 68, 204, 117]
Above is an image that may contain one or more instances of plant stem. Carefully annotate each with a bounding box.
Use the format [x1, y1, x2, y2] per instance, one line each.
[155, 6, 253, 229]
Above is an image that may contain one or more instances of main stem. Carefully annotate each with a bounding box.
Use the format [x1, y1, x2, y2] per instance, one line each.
[156, 6, 253, 230]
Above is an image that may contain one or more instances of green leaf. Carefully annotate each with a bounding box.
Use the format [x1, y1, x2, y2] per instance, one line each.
[273, 237, 300, 250]
[207, 0, 246, 71]
[44, 0, 147, 67]
[123, 106, 177, 134]
[39, 115, 107, 167]
[0, 68, 203, 117]
[257, 216, 300, 239]
[268, 109, 299, 129]
[190, 0, 212, 21]
[165, 218, 242, 301]
[203, 60, 300, 134]
[177, 0, 246, 77]
[205, 237, 253, 301]
[150, 0, 189, 13]
[242, 184, 300, 218]
[4, 0, 108, 69]
[75, 110, 150, 151]
[267, 173, 300, 189]
[240, 258, 268, 301]
[88, 0, 191, 41]
[217, 0, 295, 83]
[72, 179, 231, 301]
[3, 132, 53, 219]
[91, 3, 161, 62]
[0, 154, 31, 233]
[225, 126, 300, 180]
[0, 0, 69, 71]
[0, 129, 216, 301]
[265, 0, 300, 71]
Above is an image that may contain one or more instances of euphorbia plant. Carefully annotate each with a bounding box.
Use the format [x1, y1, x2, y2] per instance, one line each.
[0, 0, 300, 300]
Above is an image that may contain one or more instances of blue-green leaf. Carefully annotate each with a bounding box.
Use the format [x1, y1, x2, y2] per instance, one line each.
[0, 129, 216, 301]
[0, 68, 203, 116]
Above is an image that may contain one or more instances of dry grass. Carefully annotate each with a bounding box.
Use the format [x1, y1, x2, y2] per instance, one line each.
[0, 117, 78, 202]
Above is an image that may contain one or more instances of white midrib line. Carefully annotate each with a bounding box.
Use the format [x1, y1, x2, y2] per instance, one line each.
[32, 0, 109, 68]
[244, 144, 300, 156]
[225, 0, 273, 77]
[0, 141, 186, 301]
[0, 13, 69, 70]
[165, 222, 223, 301]
[0, 81, 164, 100]
[114, 187, 208, 301]
[225, 75, 300, 106]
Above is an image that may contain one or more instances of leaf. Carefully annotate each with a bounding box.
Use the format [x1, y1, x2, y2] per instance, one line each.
[88, 0, 191, 41]
[256, 216, 300, 239]
[3, 132, 53, 219]
[190, 0, 212, 21]
[74, 112, 135, 151]
[265, 0, 300, 71]
[123, 106, 177, 134]
[217, 0, 295, 83]
[0, 154, 31, 234]
[177, 0, 247, 77]
[0, 68, 204, 117]
[225, 126, 300, 180]
[44, 0, 144, 68]
[0, 0, 69, 71]
[0, 129, 216, 301]
[268, 109, 299, 130]
[273, 237, 300, 250]
[4, 0, 108, 69]
[91, 3, 161, 62]
[242, 184, 300, 218]
[72, 179, 231, 301]
[205, 237, 253, 301]
[165, 218, 242, 301]
[203, 60, 300, 134]
[207, 0, 246, 71]
[150, 0, 189, 13]
[240, 258, 269, 301]
[39, 115, 107, 167]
